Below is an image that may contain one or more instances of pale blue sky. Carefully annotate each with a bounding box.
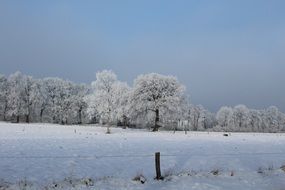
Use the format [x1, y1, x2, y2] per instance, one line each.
[0, 0, 285, 111]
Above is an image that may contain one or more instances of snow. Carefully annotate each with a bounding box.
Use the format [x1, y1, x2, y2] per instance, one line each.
[0, 122, 285, 189]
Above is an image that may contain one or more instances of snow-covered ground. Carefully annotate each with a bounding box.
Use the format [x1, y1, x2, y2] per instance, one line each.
[0, 122, 285, 190]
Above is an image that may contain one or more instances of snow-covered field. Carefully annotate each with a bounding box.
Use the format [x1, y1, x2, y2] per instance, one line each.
[0, 122, 285, 190]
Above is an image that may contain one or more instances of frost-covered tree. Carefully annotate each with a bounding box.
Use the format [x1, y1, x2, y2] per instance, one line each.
[57, 81, 75, 124]
[197, 106, 214, 131]
[7, 72, 22, 122]
[71, 84, 89, 124]
[29, 79, 49, 122]
[279, 112, 285, 132]
[232, 105, 250, 131]
[186, 105, 201, 131]
[111, 81, 131, 127]
[90, 70, 118, 125]
[0, 75, 9, 121]
[248, 109, 262, 132]
[87, 70, 131, 133]
[204, 111, 217, 130]
[130, 73, 185, 131]
[7, 73, 21, 122]
[43, 77, 69, 123]
[167, 95, 190, 132]
[7, 72, 34, 123]
[85, 94, 99, 124]
[263, 106, 282, 132]
[184, 104, 214, 131]
[21, 75, 34, 123]
[216, 106, 234, 131]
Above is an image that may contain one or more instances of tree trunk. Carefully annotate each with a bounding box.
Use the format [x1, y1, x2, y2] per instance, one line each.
[78, 108, 82, 124]
[3, 104, 7, 121]
[194, 116, 198, 131]
[25, 114, 29, 123]
[106, 125, 111, 134]
[173, 120, 178, 134]
[122, 115, 127, 129]
[152, 109, 161, 132]
[40, 108, 44, 122]
[16, 115, 20, 123]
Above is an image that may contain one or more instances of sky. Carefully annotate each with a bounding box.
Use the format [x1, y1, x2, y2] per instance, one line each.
[0, 0, 285, 112]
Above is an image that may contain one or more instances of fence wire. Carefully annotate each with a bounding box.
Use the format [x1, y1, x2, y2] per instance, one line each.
[0, 152, 285, 159]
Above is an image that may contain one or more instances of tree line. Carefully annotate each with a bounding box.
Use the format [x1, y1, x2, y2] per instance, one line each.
[0, 71, 284, 133]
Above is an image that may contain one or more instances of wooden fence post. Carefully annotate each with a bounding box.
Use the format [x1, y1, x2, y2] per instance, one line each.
[155, 152, 163, 180]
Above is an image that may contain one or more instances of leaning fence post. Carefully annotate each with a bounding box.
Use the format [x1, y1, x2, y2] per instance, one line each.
[155, 152, 163, 180]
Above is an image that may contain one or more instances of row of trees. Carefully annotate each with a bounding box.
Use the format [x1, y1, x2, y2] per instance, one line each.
[0, 71, 284, 132]
[215, 105, 285, 133]
[0, 72, 88, 125]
